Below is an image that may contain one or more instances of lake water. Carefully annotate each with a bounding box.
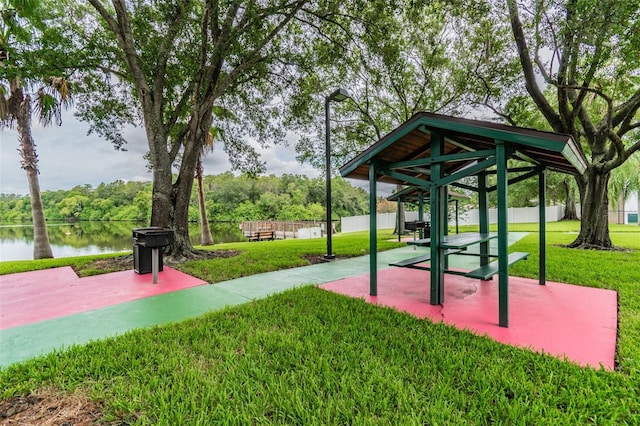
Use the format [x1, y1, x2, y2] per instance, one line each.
[0, 221, 244, 261]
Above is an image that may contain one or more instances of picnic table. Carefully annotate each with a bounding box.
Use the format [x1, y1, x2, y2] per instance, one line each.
[394, 232, 529, 280]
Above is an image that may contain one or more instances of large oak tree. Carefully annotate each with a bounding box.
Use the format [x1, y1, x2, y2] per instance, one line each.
[506, 0, 640, 248]
[84, 0, 318, 257]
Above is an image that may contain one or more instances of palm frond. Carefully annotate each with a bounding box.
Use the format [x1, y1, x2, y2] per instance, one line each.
[0, 85, 9, 122]
[34, 88, 61, 126]
[609, 154, 640, 208]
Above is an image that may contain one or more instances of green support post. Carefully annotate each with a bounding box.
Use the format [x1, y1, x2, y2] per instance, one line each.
[496, 141, 509, 327]
[369, 162, 377, 296]
[397, 198, 402, 242]
[418, 190, 424, 239]
[442, 185, 448, 237]
[539, 170, 546, 285]
[442, 185, 449, 270]
[430, 133, 445, 305]
[478, 172, 489, 266]
[455, 200, 459, 234]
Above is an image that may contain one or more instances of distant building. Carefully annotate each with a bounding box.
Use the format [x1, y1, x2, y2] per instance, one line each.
[609, 191, 639, 224]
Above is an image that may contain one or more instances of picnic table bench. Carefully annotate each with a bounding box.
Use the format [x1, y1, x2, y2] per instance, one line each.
[394, 232, 528, 280]
[389, 249, 462, 270]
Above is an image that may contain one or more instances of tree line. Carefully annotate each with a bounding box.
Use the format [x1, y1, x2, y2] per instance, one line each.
[0, 173, 370, 224]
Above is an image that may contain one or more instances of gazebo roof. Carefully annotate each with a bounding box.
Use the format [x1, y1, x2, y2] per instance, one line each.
[340, 112, 587, 184]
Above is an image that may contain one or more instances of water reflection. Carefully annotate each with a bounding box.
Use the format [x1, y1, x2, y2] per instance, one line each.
[0, 222, 244, 261]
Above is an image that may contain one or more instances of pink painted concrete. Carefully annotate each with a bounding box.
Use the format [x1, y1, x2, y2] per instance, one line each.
[320, 268, 618, 370]
[0, 267, 207, 329]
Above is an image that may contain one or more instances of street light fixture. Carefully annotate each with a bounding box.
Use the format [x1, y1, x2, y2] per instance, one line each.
[324, 88, 351, 260]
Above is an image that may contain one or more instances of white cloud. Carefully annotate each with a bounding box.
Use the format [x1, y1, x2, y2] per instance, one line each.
[1, 110, 151, 194]
[1, 111, 325, 195]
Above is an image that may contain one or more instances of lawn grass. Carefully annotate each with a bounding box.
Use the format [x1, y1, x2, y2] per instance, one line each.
[2, 287, 639, 423]
[1, 223, 640, 423]
[0, 251, 130, 276]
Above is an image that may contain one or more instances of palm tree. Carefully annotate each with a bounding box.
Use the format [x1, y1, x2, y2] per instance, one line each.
[1, 6, 72, 258]
[195, 130, 215, 245]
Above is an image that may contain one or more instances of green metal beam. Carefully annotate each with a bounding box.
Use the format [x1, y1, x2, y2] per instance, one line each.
[539, 170, 546, 286]
[418, 190, 425, 239]
[430, 133, 445, 305]
[385, 149, 497, 170]
[369, 163, 377, 296]
[483, 166, 538, 175]
[496, 141, 509, 328]
[478, 172, 489, 267]
[397, 199, 402, 242]
[381, 169, 432, 188]
[434, 157, 496, 188]
[442, 184, 449, 270]
[451, 182, 478, 193]
[486, 165, 546, 192]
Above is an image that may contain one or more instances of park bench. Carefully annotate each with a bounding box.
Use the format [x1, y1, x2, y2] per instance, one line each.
[248, 230, 275, 242]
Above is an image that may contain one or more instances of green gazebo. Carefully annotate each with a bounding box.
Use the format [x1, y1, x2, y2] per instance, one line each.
[339, 112, 587, 327]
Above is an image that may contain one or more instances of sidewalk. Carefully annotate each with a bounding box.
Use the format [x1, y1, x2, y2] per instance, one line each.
[1, 244, 432, 368]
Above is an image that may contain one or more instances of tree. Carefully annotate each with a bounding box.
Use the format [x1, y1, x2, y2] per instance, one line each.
[0, 1, 73, 259]
[294, 1, 505, 170]
[83, 0, 325, 258]
[290, 1, 513, 232]
[196, 130, 215, 245]
[505, 0, 640, 248]
[504, 95, 581, 217]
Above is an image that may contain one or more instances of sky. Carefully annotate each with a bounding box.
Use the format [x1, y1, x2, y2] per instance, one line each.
[0, 109, 324, 196]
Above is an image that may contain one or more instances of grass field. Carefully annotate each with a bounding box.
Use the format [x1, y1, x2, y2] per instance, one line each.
[1, 222, 639, 423]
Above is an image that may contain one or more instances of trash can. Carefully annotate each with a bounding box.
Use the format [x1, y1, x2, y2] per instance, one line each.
[132, 227, 175, 274]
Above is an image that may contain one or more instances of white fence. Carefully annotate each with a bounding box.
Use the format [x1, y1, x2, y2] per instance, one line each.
[459, 205, 566, 226]
[341, 205, 567, 233]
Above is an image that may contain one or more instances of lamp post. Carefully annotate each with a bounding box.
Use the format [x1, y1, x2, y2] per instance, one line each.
[324, 88, 351, 260]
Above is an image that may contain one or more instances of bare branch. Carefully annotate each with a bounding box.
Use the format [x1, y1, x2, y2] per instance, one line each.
[612, 87, 640, 130]
[481, 101, 518, 127]
[209, 1, 306, 103]
[506, 0, 562, 131]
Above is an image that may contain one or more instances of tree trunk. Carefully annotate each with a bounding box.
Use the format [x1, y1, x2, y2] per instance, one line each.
[196, 156, 214, 245]
[569, 167, 613, 248]
[392, 184, 406, 235]
[13, 83, 53, 259]
[165, 108, 213, 257]
[149, 133, 174, 230]
[561, 177, 579, 220]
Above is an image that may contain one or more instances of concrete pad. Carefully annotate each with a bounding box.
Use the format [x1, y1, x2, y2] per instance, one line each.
[0, 266, 207, 329]
[0, 285, 247, 367]
[319, 267, 617, 370]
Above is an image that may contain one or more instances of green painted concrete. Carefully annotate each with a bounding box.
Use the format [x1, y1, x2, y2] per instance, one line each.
[0, 233, 528, 369]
